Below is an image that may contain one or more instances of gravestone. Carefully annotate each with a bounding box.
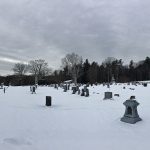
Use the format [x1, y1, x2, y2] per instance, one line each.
[107, 84, 110, 88]
[104, 92, 113, 100]
[85, 89, 89, 97]
[121, 98, 142, 124]
[114, 94, 119, 97]
[63, 85, 67, 92]
[72, 87, 77, 94]
[31, 86, 36, 94]
[143, 83, 147, 87]
[81, 89, 85, 96]
[46, 96, 52, 106]
[130, 95, 136, 100]
[54, 84, 58, 89]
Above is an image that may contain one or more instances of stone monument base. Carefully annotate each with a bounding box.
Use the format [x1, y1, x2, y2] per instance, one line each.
[121, 116, 142, 124]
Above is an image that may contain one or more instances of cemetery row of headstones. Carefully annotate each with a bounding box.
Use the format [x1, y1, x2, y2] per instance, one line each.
[50, 84, 142, 124]
[53, 83, 90, 97]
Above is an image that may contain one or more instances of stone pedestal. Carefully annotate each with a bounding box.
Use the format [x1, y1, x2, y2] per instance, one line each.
[121, 99, 142, 124]
[46, 96, 52, 106]
[103, 92, 112, 100]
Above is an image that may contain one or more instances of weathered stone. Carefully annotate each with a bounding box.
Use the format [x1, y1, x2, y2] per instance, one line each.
[81, 89, 85, 96]
[85, 89, 89, 97]
[104, 92, 112, 100]
[121, 99, 142, 124]
[63, 85, 67, 92]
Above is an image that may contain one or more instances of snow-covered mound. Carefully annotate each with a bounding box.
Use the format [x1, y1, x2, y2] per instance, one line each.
[0, 84, 150, 150]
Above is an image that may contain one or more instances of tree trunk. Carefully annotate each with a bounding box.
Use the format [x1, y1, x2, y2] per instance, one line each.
[74, 76, 77, 85]
[35, 75, 38, 85]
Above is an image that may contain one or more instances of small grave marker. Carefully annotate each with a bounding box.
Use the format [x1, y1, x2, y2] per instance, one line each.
[46, 96, 52, 106]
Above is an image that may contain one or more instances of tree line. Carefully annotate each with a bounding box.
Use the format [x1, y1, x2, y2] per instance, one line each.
[0, 53, 150, 85]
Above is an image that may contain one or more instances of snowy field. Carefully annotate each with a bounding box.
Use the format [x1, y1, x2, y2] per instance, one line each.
[0, 83, 150, 150]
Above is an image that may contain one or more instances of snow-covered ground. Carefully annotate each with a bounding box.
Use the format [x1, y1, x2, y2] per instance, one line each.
[0, 84, 150, 150]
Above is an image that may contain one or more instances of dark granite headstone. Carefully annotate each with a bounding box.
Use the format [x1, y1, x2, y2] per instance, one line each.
[46, 96, 52, 106]
[114, 94, 119, 97]
[143, 83, 147, 87]
[85, 89, 89, 97]
[81, 89, 85, 96]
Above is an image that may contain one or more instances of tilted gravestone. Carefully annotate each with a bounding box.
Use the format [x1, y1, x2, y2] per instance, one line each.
[121, 97, 142, 124]
[46, 96, 52, 106]
[103, 92, 113, 100]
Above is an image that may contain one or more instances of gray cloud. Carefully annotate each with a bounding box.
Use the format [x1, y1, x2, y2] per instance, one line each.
[0, 0, 150, 75]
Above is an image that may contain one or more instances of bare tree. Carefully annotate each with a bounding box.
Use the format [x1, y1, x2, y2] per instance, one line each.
[12, 63, 28, 76]
[29, 59, 50, 84]
[62, 53, 82, 85]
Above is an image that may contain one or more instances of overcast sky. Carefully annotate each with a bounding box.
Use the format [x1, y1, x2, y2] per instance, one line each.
[0, 0, 150, 75]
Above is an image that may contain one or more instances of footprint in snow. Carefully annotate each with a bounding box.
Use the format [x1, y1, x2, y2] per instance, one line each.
[3, 137, 32, 146]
